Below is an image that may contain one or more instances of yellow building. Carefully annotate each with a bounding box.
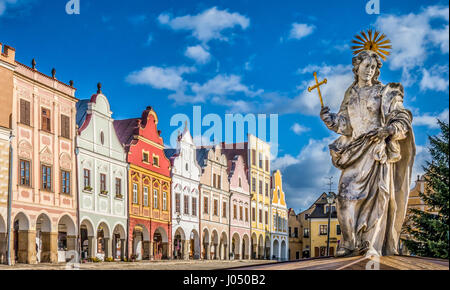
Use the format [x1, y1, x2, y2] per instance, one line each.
[0, 43, 15, 264]
[288, 209, 302, 260]
[298, 193, 342, 258]
[269, 170, 288, 260]
[248, 134, 271, 259]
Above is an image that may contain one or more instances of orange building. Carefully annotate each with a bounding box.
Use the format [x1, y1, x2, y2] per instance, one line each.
[114, 107, 172, 260]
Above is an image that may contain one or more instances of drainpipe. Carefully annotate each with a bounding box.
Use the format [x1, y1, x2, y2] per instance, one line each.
[74, 130, 81, 263]
[228, 192, 232, 260]
[6, 131, 14, 266]
[126, 163, 130, 260]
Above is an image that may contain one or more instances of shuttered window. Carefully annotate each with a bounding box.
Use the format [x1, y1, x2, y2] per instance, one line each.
[20, 99, 31, 126]
[41, 108, 51, 132]
[61, 115, 70, 139]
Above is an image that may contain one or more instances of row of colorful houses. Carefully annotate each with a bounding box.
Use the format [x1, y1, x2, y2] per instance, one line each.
[0, 43, 289, 265]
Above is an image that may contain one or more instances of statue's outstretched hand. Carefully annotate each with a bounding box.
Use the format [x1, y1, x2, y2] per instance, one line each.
[320, 107, 334, 127]
[370, 126, 396, 143]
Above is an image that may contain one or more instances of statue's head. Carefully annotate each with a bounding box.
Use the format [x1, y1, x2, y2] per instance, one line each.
[352, 50, 382, 85]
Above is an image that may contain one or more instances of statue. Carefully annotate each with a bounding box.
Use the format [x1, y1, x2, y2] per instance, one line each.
[315, 30, 416, 257]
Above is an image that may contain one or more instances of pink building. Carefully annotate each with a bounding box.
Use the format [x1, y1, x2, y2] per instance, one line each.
[228, 155, 251, 260]
[11, 55, 78, 264]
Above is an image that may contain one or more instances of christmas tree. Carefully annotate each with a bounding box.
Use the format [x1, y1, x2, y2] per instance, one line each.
[403, 120, 449, 259]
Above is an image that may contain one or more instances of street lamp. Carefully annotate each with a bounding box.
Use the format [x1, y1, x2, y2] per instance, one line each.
[326, 192, 336, 257]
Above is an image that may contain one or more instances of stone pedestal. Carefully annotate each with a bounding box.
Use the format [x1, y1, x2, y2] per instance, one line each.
[143, 241, 151, 260]
[88, 236, 96, 259]
[17, 230, 36, 264]
[41, 232, 58, 263]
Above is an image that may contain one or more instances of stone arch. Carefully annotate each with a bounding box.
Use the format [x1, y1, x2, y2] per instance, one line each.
[231, 232, 241, 260]
[265, 235, 271, 259]
[242, 234, 250, 259]
[189, 229, 200, 259]
[13, 212, 32, 264]
[258, 234, 264, 259]
[219, 231, 228, 260]
[112, 223, 126, 260]
[0, 214, 6, 233]
[57, 215, 77, 262]
[273, 239, 280, 260]
[35, 213, 52, 263]
[132, 224, 150, 261]
[96, 222, 111, 260]
[153, 226, 169, 259]
[173, 227, 186, 260]
[281, 240, 287, 261]
[251, 233, 258, 259]
[202, 228, 210, 260]
[80, 218, 95, 260]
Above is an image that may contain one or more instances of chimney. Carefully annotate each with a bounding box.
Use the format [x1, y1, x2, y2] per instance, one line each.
[0, 43, 16, 65]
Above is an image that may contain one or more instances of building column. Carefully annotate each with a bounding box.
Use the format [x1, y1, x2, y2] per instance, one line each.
[224, 244, 228, 260]
[183, 240, 189, 260]
[40, 232, 58, 263]
[120, 239, 126, 260]
[162, 242, 169, 259]
[143, 241, 151, 260]
[205, 243, 210, 260]
[88, 236, 96, 259]
[104, 237, 112, 259]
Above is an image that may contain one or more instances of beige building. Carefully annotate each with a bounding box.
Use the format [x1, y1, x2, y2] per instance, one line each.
[0, 43, 15, 264]
[288, 209, 302, 260]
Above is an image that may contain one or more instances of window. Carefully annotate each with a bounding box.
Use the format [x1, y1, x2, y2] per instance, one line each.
[41, 164, 52, 191]
[20, 99, 31, 126]
[222, 202, 227, 218]
[175, 194, 181, 213]
[115, 178, 122, 197]
[251, 149, 256, 166]
[192, 197, 197, 216]
[289, 227, 292, 237]
[303, 228, 308, 238]
[100, 174, 107, 193]
[252, 178, 256, 192]
[245, 208, 249, 222]
[238, 178, 242, 188]
[153, 189, 159, 209]
[259, 181, 263, 195]
[19, 160, 31, 186]
[61, 115, 70, 139]
[239, 206, 243, 221]
[233, 204, 237, 219]
[83, 169, 91, 189]
[259, 153, 263, 168]
[336, 225, 341, 235]
[319, 225, 328, 235]
[143, 186, 149, 206]
[184, 195, 189, 215]
[163, 192, 167, 210]
[259, 209, 262, 223]
[100, 131, 105, 145]
[213, 174, 217, 188]
[265, 159, 269, 172]
[203, 197, 209, 214]
[153, 155, 159, 167]
[41, 108, 51, 132]
[132, 183, 138, 204]
[217, 175, 221, 189]
[142, 152, 149, 163]
[213, 199, 218, 216]
[265, 183, 269, 197]
[265, 211, 268, 225]
[252, 207, 256, 222]
[61, 170, 70, 194]
[273, 214, 277, 230]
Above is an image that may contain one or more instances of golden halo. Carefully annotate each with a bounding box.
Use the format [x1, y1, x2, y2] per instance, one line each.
[351, 29, 392, 60]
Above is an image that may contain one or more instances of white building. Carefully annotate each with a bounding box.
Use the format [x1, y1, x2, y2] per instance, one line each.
[165, 125, 201, 259]
[76, 85, 128, 261]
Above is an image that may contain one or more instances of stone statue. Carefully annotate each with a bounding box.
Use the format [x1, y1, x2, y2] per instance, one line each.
[319, 31, 416, 257]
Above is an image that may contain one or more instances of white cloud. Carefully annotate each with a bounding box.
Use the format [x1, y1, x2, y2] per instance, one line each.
[192, 74, 262, 98]
[375, 5, 449, 85]
[0, 0, 18, 16]
[158, 7, 250, 43]
[411, 145, 431, 186]
[272, 136, 340, 211]
[420, 65, 449, 92]
[413, 109, 449, 129]
[291, 123, 310, 135]
[185, 45, 211, 64]
[125, 66, 195, 91]
[289, 23, 315, 40]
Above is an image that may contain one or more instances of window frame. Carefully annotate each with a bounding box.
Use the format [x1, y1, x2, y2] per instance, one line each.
[19, 159, 31, 187]
[41, 164, 52, 191]
[61, 170, 71, 195]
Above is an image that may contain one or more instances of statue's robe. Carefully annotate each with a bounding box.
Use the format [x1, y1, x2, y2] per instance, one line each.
[327, 82, 415, 256]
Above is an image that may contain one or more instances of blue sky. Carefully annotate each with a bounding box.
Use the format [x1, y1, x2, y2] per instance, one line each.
[1, 0, 448, 212]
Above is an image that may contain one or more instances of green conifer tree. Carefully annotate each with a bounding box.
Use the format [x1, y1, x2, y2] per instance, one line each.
[403, 120, 449, 259]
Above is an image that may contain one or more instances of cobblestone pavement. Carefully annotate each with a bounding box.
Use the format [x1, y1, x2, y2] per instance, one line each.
[0, 259, 276, 270]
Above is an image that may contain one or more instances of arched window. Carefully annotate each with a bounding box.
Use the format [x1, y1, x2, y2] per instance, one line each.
[100, 131, 105, 145]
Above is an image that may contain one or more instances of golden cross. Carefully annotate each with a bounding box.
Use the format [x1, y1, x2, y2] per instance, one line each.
[308, 72, 327, 108]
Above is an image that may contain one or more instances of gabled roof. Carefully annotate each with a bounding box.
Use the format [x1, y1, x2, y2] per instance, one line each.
[113, 118, 139, 148]
[76, 99, 90, 128]
[196, 148, 210, 168]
